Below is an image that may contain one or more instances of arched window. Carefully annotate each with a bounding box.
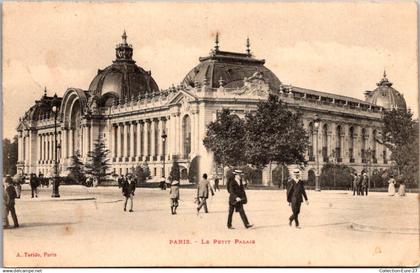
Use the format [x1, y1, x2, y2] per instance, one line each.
[349, 127, 354, 162]
[322, 124, 328, 161]
[182, 115, 191, 157]
[336, 125, 342, 161]
[372, 129, 377, 163]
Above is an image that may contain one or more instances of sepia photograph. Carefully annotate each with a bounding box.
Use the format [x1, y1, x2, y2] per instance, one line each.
[2, 1, 419, 268]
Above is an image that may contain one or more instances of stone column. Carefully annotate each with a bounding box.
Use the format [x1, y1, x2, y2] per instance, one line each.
[130, 122, 135, 160]
[123, 123, 128, 160]
[116, 124, 122, 159]
[341, 124, 349, 163]
[353, 126, 360, 164]
[137, 121, 142, 160]
[150, 120, 156, 159]
[143, 120, 149, 157]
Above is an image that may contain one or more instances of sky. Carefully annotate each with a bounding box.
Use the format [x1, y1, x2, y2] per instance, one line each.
[2, 1, 418, 139]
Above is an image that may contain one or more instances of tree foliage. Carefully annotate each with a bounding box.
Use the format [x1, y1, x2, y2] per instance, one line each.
[319, 163, 356, 188]
[203, 108, 247, 168]
[85, 139, 112, 185]
[203, 95, 309, 174]
[3, 136, 18, 176]
[378, 109, 419, 186]
[134, 164, 146, 184]
[245, 94, 309, 169]
[170, 159, 181, 181]
[67, 150, 86, 185]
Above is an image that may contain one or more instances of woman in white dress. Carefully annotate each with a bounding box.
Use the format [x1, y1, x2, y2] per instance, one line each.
[388, 176, 396, 196]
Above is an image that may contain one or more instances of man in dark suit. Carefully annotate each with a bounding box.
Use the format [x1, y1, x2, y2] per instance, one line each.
[227, 170, 253, 229]
[196, 173, 214, 214]
[4, 176, 19, 228]
[287, 169, 309, 229]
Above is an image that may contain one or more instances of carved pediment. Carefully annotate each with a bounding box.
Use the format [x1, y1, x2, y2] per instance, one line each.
[167, 90, 197, 106]
[230, 71, 270, 97]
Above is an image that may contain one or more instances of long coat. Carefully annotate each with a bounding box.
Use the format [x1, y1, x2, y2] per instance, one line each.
[169, 184, 180, 199]
[197, 178, 213, 198]
[122, 181, 136, 197]
[228, 177, 247, 206]
[287, 180, 308, 204]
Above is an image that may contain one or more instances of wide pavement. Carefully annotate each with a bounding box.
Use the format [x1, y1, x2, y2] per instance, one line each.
[3, 184, 419, 267]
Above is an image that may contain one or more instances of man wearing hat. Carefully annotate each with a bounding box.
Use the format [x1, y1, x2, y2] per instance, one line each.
[4, 175, 19, 228]
[227, 170, 253, 229]
[287, 168, 308, 229]
[196, 173, 214, 214]
[169, 177, 180, 215]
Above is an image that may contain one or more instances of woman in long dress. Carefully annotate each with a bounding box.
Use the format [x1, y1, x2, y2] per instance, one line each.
[388, 176, 396, 196]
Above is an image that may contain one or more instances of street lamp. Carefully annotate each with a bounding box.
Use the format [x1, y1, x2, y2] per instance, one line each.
[161, 129, 167, 178]
[51, 94, 60, 198]
[313, 114, 321, 191]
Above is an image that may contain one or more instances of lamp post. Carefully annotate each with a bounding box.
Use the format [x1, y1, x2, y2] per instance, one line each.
[161, 129, 167, 178]
[51, 94, 60, 198]
[313, 114, 321, 191]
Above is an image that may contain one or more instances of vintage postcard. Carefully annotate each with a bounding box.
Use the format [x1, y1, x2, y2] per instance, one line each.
[2, 1, 419, 267]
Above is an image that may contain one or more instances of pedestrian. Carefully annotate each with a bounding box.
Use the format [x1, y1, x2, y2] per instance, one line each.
[117, 175, 124, 188]
[122, 175, 136, 212]
[160, 176, 167, 190]
[388, 175, 396, 196]
[30, 173, 39, 198]
[4, 176, 19, 228]
[169, 177, 180, 215]
[352, 173, 358, 196]
[214, 177, 220, 191]
[196, 173, 214, 214]
[287, 169, 309, 229]
[356, 173, 363, 196]
[362, 172, 369, 196]
[13, 173, 23, 199]
[398, 180, 406, 197]
[227, 170, 253, 229]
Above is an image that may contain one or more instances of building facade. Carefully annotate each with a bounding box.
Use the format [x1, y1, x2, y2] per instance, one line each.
[16, 32, 407, 185]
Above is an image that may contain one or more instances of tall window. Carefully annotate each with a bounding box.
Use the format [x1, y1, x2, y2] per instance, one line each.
[361, 128, 366, 162]
[349, 127, 354, 161]
[154, 122, 159, 156]
[372, 129, 377, 161]
[183, 115, 191, 156]
[147, 122, 151, 156]
[114, 126, 118, 158]
[127, 125, 131, 157]
[336, 125, 342, 160]
[322, 124, 328, 161]
[120, 125, 124, 158]
[308, 122, 314, 160]
[133, 124, 137, 157]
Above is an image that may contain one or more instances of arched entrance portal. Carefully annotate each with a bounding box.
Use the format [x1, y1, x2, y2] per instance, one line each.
[180, 168, 188, 180]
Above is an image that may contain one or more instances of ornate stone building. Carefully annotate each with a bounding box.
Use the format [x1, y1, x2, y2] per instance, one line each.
[16, 32, 407, 185]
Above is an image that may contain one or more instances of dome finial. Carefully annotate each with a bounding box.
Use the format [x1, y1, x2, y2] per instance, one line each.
[122, 30, 127, 45]
[246, 36, 251, 56]
[214, 32, 219, 52]
[383, 69, 387, 78]
[43, 86, 47, 97]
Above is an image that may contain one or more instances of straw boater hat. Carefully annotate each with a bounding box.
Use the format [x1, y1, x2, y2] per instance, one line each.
[234, 170, 243, 174]
[292, 168, 300, 174]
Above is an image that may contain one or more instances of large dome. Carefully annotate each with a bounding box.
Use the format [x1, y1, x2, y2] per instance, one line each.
[364, 71, 407, 110]
[88, 31, 159, 99]
[181, 38, 281, 90]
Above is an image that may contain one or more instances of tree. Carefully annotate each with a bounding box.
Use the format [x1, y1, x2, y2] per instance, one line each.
[378, 109, 419, 187]
[245, 94, 309, 183]
[319, 163, 356, 188]
[170, 159, 181, 181]
[67, 150, 86, 185]
[142, 162, 151, 179]
[203, 109, 247, 169]
[134, 164, 147, 184]
[3, 136, 18, 176]
[85, 139, 112, 185]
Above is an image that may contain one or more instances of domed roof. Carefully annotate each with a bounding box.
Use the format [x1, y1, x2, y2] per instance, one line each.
[88, 31, 159, 99]
[364, 71, 407, 110]
[181, 36, 281, 90]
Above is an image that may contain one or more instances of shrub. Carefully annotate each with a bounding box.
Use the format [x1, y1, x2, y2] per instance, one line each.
[320, 163, 356, 188]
